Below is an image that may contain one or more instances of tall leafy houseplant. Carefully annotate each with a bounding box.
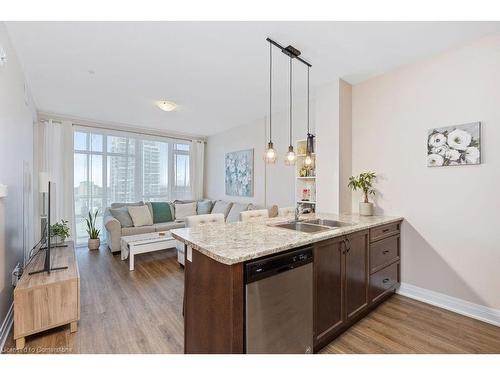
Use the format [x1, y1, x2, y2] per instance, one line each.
[85, 209, 101, 250]
[348, 172, 377, 216]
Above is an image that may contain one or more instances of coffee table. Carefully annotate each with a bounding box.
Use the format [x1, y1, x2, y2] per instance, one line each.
[120, 232, 177, 271]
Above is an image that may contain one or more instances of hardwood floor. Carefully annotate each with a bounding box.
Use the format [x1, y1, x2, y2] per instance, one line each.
[3, 245, 500, 354]
[4, 245, 184, 354]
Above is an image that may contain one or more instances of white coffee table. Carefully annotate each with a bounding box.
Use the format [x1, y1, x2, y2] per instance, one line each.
[120, 232, 177, 271]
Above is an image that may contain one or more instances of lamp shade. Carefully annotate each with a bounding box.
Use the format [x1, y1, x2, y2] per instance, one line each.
[39, 172, 49, 193]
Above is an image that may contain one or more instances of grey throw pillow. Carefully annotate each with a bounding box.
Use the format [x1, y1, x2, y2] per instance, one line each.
[226, 203, 250, 223]
[109, 206, 134, 228]
[197, 200, 214, 215]
[211, 200, 233, 219]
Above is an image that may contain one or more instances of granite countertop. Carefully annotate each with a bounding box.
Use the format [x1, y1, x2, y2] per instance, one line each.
[170, 213, 403, 265]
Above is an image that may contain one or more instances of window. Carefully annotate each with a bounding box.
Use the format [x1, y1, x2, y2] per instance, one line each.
[73, 128, 191, 245]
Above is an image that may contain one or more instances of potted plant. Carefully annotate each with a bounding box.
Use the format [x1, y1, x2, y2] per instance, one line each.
[85, 209, 101, 250]
[348, 172, 377, 216]
[50, 220, 70, 245]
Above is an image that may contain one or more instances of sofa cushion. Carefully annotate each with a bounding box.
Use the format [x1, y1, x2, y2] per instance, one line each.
[153, 221, 185, 232]
[109, 206, 134, 228]
[121, 225, 155, 237]
[174, 202, 197, 220]
[111, 201, 144, 209]
[197, 200, 214, 215]
[150, 202, 173, 223]
[226, 203, 250, 223]
[128, 205, 153, 226]
[211, 200, 233, 219]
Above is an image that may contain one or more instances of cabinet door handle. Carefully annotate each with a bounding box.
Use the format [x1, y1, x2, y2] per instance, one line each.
[382, 250, 389, 254]
[382, 278, 390, 284]
[382, 228, 390, 233]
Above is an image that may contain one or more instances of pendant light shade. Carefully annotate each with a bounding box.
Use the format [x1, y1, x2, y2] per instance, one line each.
[264, 41, 277, 164]
[285, 55, 296, 166]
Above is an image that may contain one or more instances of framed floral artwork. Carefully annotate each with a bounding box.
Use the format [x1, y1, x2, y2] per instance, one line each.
[225, 149, 254, 196]
[427, 122, 481, 167]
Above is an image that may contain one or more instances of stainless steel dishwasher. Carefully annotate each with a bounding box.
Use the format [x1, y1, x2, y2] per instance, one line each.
[245, 246, 313, 354]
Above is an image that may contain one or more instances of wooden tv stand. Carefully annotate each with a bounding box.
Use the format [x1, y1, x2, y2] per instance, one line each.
[14, 241, 80, 349]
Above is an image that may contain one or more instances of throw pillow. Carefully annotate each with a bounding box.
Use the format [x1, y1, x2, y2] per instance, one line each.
[226, 203, 250, 223]
[150, 202, 173, 223]
[174, 202, 197, 220]
[197, 200, 214, 215]
[128, 205, 153, 227]
[211, 200, 233, 219]
[109, 206, 134, 228]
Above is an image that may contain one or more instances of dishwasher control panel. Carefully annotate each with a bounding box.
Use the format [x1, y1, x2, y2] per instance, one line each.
[244, 247, 313, 284]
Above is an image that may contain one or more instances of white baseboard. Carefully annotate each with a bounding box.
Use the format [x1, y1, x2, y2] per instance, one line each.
[0, 303, 14, 352]
[397, 282, 500, 327]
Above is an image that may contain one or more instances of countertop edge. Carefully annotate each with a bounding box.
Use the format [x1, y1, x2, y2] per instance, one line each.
[171, 216, 404, 266]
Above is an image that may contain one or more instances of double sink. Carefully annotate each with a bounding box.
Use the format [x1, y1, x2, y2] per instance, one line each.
[273, 218, 355, 233]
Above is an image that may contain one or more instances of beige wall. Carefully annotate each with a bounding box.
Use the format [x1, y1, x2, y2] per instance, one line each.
[0, 22, 36, 326]
[352, 33, 500, 309]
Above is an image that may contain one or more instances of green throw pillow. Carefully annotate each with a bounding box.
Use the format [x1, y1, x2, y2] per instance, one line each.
[150, 202, 173, 223]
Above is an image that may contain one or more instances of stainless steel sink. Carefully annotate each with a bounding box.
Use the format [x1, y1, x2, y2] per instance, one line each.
[303, 219, 354, 228]
[273, 221, 332, 233]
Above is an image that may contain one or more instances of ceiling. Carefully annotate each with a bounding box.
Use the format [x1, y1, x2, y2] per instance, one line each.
[6, 21, 500, 137]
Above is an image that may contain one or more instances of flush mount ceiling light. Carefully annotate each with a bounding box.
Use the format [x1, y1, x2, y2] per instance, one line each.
[0, 45, 7, 67]
[155, 100, 177, 112]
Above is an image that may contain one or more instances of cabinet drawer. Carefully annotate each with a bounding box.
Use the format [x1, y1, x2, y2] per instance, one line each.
[370, 235, 399, 273]
[370, 262, 399, 302]
[370, 222, 400, 242]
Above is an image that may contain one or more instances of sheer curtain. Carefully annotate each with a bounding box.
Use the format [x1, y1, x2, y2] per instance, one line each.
[190, 140, 205, 200]
[39, 120, 75, 240]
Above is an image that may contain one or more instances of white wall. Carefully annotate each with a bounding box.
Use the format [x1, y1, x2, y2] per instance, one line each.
[0, 23, 36, 327]
[352, 33, 500, 310]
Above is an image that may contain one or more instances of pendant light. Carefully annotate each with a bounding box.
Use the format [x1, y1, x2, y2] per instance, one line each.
[264, 40, 277, 164]
[285, 55, 296, 166]
[304, 65, 314, 166]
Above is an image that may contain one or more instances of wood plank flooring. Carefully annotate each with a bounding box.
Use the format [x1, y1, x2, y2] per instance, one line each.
[3, 245, 500, 354]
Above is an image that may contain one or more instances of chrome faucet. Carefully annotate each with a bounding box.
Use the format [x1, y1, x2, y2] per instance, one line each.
[295, 203, 304, 222]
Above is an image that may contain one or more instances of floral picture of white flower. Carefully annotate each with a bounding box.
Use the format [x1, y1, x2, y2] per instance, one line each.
[427, 122, 481, 167]
[225, 149, 254, 196]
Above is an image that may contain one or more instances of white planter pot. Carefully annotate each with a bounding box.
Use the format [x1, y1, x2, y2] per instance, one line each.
[88, 238, 100, 251]
[359, 202, 374, 216]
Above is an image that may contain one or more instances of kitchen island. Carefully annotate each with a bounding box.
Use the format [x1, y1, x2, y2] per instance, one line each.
[171, 213, 403, 354]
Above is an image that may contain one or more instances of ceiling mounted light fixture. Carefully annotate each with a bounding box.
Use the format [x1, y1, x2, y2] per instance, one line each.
[285, 55, 296, 166]
[155, 100, 177, 112]
[304, 65, 315, 167]
[264, 40, 277, 164]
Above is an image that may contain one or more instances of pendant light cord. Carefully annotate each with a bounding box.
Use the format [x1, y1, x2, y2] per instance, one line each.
[307, 65, 310, 135]
[289, 56, 293, 146]
[269, 41, 272, 143]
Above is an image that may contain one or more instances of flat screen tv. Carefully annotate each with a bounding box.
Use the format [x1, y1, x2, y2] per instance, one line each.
[29, 181, 68, 275]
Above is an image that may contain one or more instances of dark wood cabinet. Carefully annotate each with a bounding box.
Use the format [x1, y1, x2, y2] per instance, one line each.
[313, 222, 401, 352]
[313, 230, 369, 349]
[313, 237, 344, 347]
[344, 230, 369, 321]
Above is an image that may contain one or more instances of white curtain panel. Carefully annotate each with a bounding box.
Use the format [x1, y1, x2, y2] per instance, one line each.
[39, 120, 75, 240]
[190, 140, 205, 200]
